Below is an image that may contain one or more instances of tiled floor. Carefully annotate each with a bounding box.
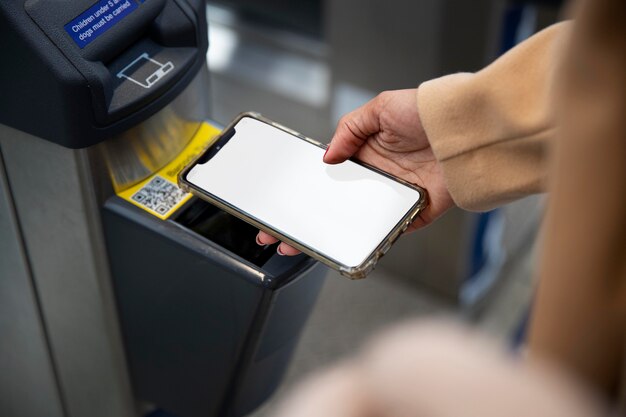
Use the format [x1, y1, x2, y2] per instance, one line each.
[203, 5, 541, 415]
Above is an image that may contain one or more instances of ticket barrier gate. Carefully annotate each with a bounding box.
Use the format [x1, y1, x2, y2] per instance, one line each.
[103, 183, 325, 417]
[0, 1, 326, 417]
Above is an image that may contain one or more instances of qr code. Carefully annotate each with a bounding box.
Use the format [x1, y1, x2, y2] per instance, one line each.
[131, 176, 186, 216]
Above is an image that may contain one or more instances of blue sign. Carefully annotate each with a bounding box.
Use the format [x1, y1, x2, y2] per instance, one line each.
[64, 0, 139, 49]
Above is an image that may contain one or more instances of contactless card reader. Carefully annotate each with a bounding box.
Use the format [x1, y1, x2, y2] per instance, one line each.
[0, 0, 208, 148]
[117, 52, 175, 88]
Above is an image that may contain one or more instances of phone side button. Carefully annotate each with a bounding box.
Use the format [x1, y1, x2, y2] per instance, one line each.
[409, 211, 422, 224]
[381, 241, 392, 254]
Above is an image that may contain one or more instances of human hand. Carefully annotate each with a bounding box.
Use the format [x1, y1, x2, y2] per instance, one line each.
[272, 320, 605, 417]
[257, 89, 455, 256]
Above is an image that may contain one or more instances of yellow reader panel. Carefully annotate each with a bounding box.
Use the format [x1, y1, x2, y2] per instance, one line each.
[117, 122, 221, 219]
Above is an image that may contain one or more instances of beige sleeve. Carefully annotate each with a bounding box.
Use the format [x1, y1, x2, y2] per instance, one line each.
[417, 22, 569, 212]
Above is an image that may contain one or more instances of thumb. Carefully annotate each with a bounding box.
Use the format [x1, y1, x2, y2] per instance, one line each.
[324, 98, 381, 164]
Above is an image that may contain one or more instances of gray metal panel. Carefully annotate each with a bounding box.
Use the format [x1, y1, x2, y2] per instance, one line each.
[327, 0, 497, 90]
[327, 0, 443, 91]
[103, 198, 267, 417]
[102, 197, 327, 417]
[0, 147, 65, 417]
[228, 263, 327, 416]
[0, 125, 136, 417]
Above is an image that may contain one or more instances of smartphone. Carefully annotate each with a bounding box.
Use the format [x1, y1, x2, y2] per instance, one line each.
[179, 113, 427, 279]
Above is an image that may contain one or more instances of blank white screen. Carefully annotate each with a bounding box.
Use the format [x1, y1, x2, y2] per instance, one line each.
[186, 117, 422, 268]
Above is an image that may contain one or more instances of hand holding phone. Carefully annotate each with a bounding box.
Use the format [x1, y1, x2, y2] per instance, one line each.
[180, 111, 430, 278]
[257, 89, 455, 256]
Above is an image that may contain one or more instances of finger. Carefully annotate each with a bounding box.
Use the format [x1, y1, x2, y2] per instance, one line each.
[256, 230, 278, 246]
[257, 231, 301, 256]
[324, 96, 382, 164]
[277, 242, 301, 256]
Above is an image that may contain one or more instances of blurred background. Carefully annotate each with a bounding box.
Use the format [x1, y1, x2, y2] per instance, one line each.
[202, 0, 565, 415]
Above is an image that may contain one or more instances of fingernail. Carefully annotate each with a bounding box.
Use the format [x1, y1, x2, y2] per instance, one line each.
[255, 235, 264, 246]
[277, 245, 285, 256]
[323, 146, 329, 159]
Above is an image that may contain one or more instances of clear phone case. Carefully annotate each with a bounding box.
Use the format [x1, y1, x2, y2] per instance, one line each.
[178, 112, 428, 279]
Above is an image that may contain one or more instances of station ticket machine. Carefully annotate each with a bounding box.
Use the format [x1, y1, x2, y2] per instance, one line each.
[0, 1, 326, 417]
